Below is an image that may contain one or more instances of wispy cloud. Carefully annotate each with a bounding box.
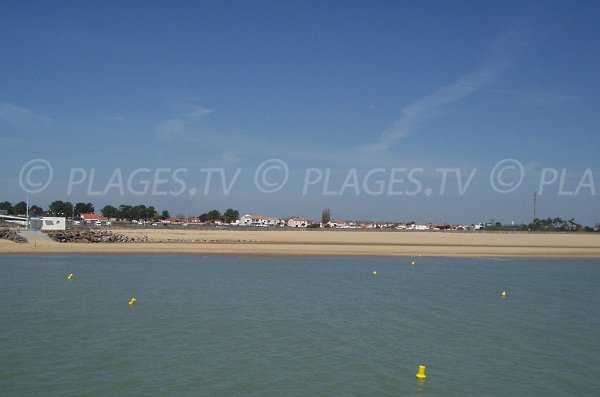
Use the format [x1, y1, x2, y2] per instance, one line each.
[155, 100, 213, 141]
[105, 115, 141, 123]
[156, 119, 187, 141]
[218, 150, 241, 164]
[363, 69, 493, 152]
[364, 10, 543, 152]
[185, 105, 213, 118]
[0, 102, 53, 131]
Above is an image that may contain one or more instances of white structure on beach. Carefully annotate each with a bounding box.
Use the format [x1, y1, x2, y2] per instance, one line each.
[40, 217, 66, 230]
[29, 217, 66, 231]
[240, 214, 280, 227]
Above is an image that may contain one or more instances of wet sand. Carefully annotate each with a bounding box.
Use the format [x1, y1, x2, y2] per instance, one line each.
[1, 229, 600, 257]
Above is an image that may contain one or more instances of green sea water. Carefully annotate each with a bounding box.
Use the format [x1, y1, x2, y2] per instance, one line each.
[1, 255, 599, 396]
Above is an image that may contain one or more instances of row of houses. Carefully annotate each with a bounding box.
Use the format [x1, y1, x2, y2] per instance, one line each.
[134, 213, 481, 230]
[239, 215, 394, 229]
[74, 212, 484, 231]
[238, 215, 484, 230]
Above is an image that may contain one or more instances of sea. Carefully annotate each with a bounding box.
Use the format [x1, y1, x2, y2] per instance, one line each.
[1, 255, 599, 396]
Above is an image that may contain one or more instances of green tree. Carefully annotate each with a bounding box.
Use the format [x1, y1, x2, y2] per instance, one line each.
[321, 208, 331, 225]
[49, 200, 73, 217]
[198, 213, 208, 222]
[74, 202, 95, 216]
[222, 208, 239, 223]
[0, 201, 13, 215]
[160, 210, 170, 220]
[29, 205, 44, 216]
[207, 209, 221, 221]
[101, 205, 120, 219]
[144, 206, 158, 221]
[116, 204, 156, 221]
[14, 201, 27, 216]
[118, 205, 132, 220]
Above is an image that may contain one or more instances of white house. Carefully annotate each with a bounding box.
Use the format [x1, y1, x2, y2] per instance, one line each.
[287, 217, 309, 228]
[80, 213, 100, 224]
[409, 224, 431, 231]
[328, 220, 351, 228]
[240, 214, 280, 227]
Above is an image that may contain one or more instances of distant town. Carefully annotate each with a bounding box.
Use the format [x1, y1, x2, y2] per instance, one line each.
[0, 199, 598, 233]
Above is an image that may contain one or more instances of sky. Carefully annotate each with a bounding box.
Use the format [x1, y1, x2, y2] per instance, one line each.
[1, 1, 599, 225]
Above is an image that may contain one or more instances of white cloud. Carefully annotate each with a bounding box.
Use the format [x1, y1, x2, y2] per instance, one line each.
[218, 150, 241, 164]
[155, 119, 186, 140]
[364, 69, 492, 152]
[0, 102, 53, 131]
[154, 99, 213, 141]
[185, 105, 213, 118]
[364, 10, 543, 153]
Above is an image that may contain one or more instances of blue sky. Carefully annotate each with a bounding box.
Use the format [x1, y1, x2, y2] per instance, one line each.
[1, 1, 599, 224]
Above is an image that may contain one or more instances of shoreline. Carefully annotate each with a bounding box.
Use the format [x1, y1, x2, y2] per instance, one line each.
[1, 229, 600, 258]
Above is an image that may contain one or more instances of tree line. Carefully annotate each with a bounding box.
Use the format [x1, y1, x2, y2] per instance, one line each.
[0, 200, 159, 221]
[527, 217, 591, 232]
[0, 200, 240, 223]
[197, 209, 240, 224]
[100, 206, 239, 223]
[0, 200, 93, 217]
[483, 217, 596, 232]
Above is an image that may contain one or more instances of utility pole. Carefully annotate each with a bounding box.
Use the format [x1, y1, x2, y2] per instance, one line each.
[532, 191, 537, 222]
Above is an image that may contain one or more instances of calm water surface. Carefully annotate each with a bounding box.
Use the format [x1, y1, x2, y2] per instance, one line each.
[1, 255, 599, 396]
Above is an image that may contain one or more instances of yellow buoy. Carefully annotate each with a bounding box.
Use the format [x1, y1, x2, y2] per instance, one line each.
[129, 297, 137, 305]
[416, 365, 427, 379]
[372, 271, 378, 276]
[67, 273, 73, 280]
[501, 290, 507, 297]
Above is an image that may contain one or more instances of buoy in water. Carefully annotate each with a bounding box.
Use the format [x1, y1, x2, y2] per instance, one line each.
[67, 273, 73, 280]
[411, 261, 416, 265]
[501, 290, 507, 297]
[372, 271, 378, 276]
[416, 365, 427, 380]
[129, 298, 137, 305]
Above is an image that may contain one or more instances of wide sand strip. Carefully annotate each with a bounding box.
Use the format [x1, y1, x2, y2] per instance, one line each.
[1, 229, 600, 257]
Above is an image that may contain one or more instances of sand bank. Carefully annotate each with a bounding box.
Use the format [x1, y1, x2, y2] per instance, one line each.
[1, 228, 600, 257]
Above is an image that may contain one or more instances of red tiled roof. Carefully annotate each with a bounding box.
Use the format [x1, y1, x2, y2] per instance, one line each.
[245, 215, 278, 220]
[81, 213, 100, 220]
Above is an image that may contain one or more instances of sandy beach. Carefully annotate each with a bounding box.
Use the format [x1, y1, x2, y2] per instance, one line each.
[1, 228, 599, 257]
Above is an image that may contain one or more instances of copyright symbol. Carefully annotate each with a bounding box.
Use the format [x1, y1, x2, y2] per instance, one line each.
[254, 159, 289, 193]
[19, 159, 53, 193]
[490, 159, 524, 193]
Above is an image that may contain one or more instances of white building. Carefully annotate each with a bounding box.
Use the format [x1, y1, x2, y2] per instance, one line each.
[240, 214, 280, 227]
[287, 217, 309, 228]
[410, 224, 431, 231]
[328, 220, 350, 228]
[29, 217, 66, 231]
